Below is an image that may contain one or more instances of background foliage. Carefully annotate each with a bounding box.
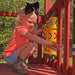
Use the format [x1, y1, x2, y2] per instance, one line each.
[0, 0, 73, 57]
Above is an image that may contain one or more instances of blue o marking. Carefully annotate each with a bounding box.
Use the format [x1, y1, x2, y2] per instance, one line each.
[49, 20, 53, 25]
[53, 50, 56, 52]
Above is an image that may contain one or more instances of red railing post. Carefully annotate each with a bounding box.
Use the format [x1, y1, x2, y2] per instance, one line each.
[57, 7, 62, 71]
[44, 0, 51, 64]
[72, 56, 75, 75]
[63, 0, 70, 75]
[37, 15, 44, 64]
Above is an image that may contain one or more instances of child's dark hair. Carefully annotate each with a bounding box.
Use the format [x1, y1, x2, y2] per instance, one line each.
[15, 6, 33, 25]
[15, 1, 39, 25]
[15, 6, 37, 25]
[25, 1, 39, 16]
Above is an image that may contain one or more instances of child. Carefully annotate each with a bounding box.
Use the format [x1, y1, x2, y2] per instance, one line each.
[3, 1, 61, 74]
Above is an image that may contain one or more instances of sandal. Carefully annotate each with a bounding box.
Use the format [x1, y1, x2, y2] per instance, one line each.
[13, 61, 28, 74]
[13, 66, 28, 74]
[23, 62, 31, 69]
[17, 57, 31, 69]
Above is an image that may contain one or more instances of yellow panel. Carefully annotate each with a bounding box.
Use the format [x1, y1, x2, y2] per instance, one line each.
[43, 46, 57, 55]
[43, 17, 58, 56]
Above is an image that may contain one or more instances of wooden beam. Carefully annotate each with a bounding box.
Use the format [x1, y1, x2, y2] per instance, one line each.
[45, 0, 72, 22]
[37, 15, 44, 64]
[63, 0, 70, 75]
[0, 11, 17, 17]
[57, 7, 62, 71]
[44, 0, 51, 64]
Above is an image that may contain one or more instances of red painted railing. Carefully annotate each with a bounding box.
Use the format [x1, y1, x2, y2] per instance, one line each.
[0, 0, 74, 75]
[43, 0, 73, 75]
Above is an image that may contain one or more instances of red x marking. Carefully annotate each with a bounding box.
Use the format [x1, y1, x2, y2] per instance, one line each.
[54, 33, 57, 39]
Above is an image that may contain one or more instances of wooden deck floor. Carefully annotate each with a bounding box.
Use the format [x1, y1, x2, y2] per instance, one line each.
[0, 64, 63, 75]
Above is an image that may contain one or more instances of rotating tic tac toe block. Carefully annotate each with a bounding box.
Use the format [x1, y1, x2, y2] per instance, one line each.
[44, 17, 58, 56]
[43, 45, 57, 55]
[46, 30, 57, 42]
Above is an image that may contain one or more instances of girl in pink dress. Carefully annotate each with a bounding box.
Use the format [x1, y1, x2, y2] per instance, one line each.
[3, 1, 61, 74]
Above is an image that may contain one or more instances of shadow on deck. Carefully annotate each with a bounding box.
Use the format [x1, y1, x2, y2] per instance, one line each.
[0, 64, 63, 75]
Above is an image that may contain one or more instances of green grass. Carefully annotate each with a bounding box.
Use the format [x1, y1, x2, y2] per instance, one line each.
[0, 60, 7, 63]
[61, 57, 72, 66]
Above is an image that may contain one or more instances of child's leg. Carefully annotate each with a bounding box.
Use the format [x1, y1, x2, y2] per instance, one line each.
[25, 46, 37, 59]
[19, 44, 37, 60]
[16, 42, 36, 60]
[13, 42, 35, 71]
[15, 42, 36, 69]
[16, 42, 32, 57]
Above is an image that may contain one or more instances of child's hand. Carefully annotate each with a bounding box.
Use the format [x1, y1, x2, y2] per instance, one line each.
[36, 28, 44, 34]
[48, 42, 62, 51]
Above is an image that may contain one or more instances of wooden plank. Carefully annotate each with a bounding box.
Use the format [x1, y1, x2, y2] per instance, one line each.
[44, 0, 51, 64]
[0, 64, 63, 75]
[45, 0, 72, 22]
[44, 0, 51, 21]
[57, 8, 62, 71]
[63, 0, 70, 75]
[72, 56, 75, 75]
[68, 66, 72, 75]
[28, 58, 38, 64]
[52, 59, 57, 68]
[61, 63, 64, 73]
[37, 15, 44, 64]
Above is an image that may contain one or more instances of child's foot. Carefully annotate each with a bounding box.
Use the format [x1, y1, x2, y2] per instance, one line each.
[26, 63, 31, 69]
[13, 61, 28, 74]
[13, 66, 28, 74]
[17, 57, 30, 69]
[23, 62, 30, 69]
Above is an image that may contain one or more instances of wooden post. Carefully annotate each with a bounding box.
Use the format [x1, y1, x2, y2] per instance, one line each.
[63, 0, 70, 75]
[57, 7, 62, 71]
[37, 15, 44, 64]
[29, 15, 44, 64]
[44, 0, 51, 64]
[44, 0, 51, 22]
[72, 0, 75, 75]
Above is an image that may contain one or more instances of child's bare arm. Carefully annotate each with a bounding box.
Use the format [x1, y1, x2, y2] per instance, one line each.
[23, 31, 61, 51]
[23, 31, 50, 46]
[30, 28, 44, 34]
[29, 30, 37, 34]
